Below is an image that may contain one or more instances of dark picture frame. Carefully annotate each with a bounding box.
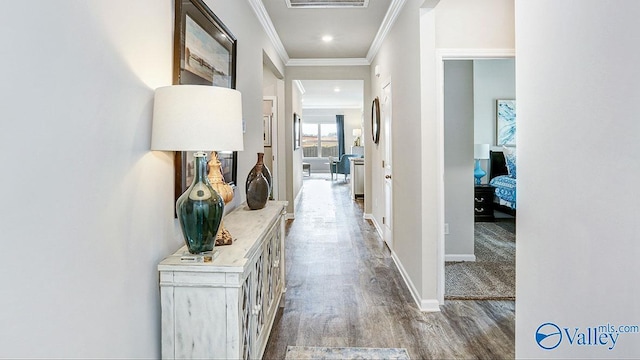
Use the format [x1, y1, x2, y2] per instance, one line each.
[293, 113, 301, 150]
[173, 0, 238, 202]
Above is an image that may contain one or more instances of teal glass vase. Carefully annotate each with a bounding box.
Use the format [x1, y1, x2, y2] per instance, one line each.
[176, 152, 225, 254]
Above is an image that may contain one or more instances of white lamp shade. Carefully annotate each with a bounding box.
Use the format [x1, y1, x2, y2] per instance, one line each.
[474, 143, 490, 159]
[352, 128, 362, 137]
[151, 85, 244, 151]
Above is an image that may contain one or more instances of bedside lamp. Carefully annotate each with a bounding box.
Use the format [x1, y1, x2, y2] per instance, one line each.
[352, 128, 362, 146]
[474, 144, 490, 185]
[152, 85, 244, 254]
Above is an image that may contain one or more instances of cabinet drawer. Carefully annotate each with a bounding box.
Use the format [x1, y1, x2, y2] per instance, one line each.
[474, 194, 492, 205]
[474, 205, 492, 216]
[474, 185, 495, 222]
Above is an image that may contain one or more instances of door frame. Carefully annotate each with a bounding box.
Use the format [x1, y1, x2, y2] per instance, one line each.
[435, 48, 516, 304]
[264, 96, 279, 200]
[382, 80, 393, 249]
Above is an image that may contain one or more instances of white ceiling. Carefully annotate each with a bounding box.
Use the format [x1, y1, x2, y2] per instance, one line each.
[299, 80, 364, 109]
[254, 0, 403, 109]
[261, 0, 392, 59]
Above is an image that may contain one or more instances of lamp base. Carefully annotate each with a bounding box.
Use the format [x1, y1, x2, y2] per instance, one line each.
[474, 159, 486, 185]
[177, 152, 225, 254]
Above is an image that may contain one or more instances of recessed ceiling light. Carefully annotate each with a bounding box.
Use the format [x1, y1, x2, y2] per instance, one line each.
[322, 35, 333, 42]
[334, 87, 341, 92]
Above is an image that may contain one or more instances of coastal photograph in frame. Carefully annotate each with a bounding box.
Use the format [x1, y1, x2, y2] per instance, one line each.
[173, 0, 238, 203]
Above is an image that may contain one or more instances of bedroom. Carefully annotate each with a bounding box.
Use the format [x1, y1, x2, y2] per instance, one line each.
[443, 58, 516, 299]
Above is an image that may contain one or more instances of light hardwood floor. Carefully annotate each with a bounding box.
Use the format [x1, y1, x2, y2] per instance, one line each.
[263, 174, 515, 359]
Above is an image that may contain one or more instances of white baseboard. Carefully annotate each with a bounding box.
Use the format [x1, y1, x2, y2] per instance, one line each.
[445, 254, 476, 262]
[364, 213, 383, 238]
[421, 299, 441, 312]
[390, 251, 441, 313]
[366, 213, 441, 312]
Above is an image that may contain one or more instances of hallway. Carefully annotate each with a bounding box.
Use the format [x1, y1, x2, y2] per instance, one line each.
[263, 175, 515, 359]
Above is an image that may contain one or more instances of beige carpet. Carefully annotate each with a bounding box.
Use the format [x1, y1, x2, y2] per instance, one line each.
[285, 346, 410, 359]
[445, 220, 515, 300]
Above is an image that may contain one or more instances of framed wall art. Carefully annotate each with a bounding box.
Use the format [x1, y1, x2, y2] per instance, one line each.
[173, 0, 238, 202]
[496, 99, 516, 146]
[263, 115, 272, 147]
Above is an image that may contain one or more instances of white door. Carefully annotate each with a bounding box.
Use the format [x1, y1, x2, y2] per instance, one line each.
[382, 82, 393, 249]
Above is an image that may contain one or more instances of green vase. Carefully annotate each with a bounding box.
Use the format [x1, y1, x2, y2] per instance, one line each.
[176, 152, 225, 254]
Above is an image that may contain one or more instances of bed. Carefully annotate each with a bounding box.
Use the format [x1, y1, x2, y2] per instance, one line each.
[489, 150, 516, 215]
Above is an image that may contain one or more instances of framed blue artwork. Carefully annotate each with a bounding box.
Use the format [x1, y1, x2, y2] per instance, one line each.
[496, 99, 516, 146]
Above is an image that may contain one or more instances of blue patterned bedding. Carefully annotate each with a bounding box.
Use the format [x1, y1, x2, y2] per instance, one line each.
[489, 175, 516, 209]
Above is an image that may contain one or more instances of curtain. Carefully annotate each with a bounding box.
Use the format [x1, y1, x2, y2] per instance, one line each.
[336, 115, 345, 157]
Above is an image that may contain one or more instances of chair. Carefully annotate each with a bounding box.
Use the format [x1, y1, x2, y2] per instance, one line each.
[334, 154, 358, 181]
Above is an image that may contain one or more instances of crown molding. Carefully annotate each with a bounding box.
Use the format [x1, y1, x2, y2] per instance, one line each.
[293, 80, 306, 94]
[247, 0, 290, 65]
[366, 0, 407, 62]
[302, 104, 363, 110]
[287, 58, 370, 67]
[436, 48, 516, 59]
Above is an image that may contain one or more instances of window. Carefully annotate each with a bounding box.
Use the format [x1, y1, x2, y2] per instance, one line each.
[302, 122, 338, 158]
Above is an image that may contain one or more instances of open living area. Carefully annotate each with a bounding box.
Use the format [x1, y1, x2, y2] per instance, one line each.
[1, 1, 639, 359]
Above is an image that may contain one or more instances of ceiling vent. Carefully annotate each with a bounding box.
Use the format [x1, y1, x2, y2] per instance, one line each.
[286, 0, 369, 8]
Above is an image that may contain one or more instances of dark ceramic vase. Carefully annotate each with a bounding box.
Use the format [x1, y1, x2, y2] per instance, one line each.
[246, 153, 270, 210]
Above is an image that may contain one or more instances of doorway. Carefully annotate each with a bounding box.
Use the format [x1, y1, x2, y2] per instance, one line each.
[437, 50, 516, 304]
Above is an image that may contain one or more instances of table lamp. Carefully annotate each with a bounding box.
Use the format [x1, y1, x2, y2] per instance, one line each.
[152, 85, 244, 254]
[352, 128, 362, 146]
[474, 144, 490, 185]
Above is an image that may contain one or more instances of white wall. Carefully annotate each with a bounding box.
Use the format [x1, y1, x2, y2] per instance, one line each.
[516, 1, 640, 358]
[473, 59, 516, 148]
[473, 59, 515, 180]
[444, 60, 474, 258]
[0, 0, 283, 357]
[435, 0, 514, 49]
[0, 1, 175, 357]
[371, 0, 426, 307]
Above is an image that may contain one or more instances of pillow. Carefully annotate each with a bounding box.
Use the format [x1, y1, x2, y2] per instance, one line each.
[503, 148, 516, 178]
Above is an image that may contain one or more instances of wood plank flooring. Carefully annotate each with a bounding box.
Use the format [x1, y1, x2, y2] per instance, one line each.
[263, 174, 515, 359]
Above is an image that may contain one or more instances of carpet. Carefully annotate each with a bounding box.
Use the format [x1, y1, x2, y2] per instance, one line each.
[285, 346, 410, 359]
[445, 220, 515, 300]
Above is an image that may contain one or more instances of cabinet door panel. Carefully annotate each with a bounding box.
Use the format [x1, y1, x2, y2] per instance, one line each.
[241, 273, 252, 360]
[174, 288, 227, 359]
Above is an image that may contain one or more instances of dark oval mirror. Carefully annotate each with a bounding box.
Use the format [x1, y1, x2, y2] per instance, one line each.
[371, 97, 380, 144]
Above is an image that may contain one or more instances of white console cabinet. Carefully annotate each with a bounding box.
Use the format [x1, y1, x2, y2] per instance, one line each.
[158, 201, 287, 360]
